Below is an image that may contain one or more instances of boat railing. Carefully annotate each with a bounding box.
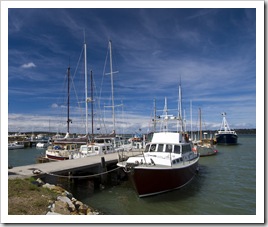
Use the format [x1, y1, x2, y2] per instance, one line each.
[217, 130, 236, 134]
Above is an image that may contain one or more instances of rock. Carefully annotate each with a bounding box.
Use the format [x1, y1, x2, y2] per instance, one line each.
[53, 200, 70, 215]
[73, 200, 83, 210]
[43, 182, 99, 215]
[36, 178, 45, 185]
[78, 203, 89, 215]
[57, 196, 76, 212]
[62, 190, 73, 200]
[42, 183, 65, 194]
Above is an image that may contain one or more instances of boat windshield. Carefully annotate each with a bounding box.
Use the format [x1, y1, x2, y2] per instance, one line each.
[166, 144, 172, 153]
[156, 144, 164, 152]
[149, 144, 156, 152]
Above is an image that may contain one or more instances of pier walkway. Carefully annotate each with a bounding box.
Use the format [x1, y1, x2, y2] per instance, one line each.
[8, 150, 143, 179]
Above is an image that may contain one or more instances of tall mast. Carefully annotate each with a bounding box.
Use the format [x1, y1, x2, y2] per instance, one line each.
[84, 33, 88, 136]
[67, 65, 71, 134]
[164, 97, 168, 131]
[221, 112, 229, 131]
[90, 70, 94, 142]
[199, 108, 202, 141]
[178, 81, 183, 132]
[190, 100, 193, 140]
[109, 40, 115, 132]
[153, 98, 156, 132]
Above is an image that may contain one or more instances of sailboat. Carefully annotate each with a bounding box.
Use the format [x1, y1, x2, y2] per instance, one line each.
[79, 40, 127, 156]
[215, 112, 238, 145]
[46, 37, 90, 161]
[192, 108, 218, 157]
[117, 84, 199, 197]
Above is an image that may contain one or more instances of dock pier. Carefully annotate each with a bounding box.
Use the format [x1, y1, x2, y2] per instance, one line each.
[8, 150, 143, 181]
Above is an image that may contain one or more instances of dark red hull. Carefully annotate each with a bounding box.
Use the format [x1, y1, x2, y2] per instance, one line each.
[46, 154, 69, 161]
[130, 160, 199, 197]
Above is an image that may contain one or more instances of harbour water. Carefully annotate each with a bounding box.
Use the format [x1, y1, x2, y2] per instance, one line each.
[8, 135, 256, 216]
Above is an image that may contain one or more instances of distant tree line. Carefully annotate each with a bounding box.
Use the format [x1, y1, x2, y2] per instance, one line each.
[10, 128, 256, 136]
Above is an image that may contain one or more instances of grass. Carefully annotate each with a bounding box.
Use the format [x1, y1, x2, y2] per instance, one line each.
[8, 178, 58, 215]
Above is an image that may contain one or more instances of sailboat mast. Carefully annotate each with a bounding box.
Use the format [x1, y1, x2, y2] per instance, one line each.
[109, 40, 115, 132]
[190, 100, 193, 140]
[67, 66, 71, 134]
[153, 98, 156, 132]
[84, 36, 88, 136]
[199, 108, 202, 141]
[90, 70, 94, 142]
[178, 82, 183, 132]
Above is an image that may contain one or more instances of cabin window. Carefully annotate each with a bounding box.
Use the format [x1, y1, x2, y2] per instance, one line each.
[174, 145, 181, 154]
[149, 144, 156, 152]
[166, 144, 173, 153]
[182, 144, 191, 154]
[145, 144, 150, 152]
[156, 144, 164, 152]
[95, 147, 99, 151]
[88, 147, 92, 151]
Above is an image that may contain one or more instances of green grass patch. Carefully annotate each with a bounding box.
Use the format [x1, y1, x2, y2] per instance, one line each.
[8, 178, 58, 215]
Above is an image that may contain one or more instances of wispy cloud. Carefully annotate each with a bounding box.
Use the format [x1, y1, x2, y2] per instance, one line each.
[7, 8, 258, 133]
[20, 62, 36, 69]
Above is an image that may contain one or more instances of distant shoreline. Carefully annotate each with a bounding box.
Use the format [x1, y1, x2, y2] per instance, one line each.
[8, 128, 256, 136]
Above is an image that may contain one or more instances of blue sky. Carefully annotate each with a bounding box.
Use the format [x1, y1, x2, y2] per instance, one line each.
[6, 3, 259, 135]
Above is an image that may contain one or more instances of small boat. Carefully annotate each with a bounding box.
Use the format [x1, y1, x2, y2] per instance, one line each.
[36, 142, 49, 148]
[117, 93, 199, 197]
[192, 108, 218, 157]
[46, 143, 81, 160]
[215, 112, 238, 145]
[196, 144, 218, 157]
[8, 141, 24, 150]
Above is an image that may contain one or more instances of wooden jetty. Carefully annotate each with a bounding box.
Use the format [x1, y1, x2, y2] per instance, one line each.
[8, 150, 143, 180]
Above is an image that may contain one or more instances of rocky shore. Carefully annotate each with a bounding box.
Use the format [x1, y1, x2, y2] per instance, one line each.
[37, 179, 99, 215]
[8, 177, 99, 215]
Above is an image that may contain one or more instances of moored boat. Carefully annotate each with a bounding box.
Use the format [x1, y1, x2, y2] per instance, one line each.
[8, 141, 24, 150]
[215, 112, 238, 145]
[192, 108, 218, 157]
[118, 131, 199, 197]
[196, 144, 218, 157]
[117, 89, 199, 197]
[46, 143, 81, 160]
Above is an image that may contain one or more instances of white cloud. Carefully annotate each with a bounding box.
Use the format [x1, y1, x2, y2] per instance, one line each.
[51, 103, 59, 108]
[20, 62, 36, 69]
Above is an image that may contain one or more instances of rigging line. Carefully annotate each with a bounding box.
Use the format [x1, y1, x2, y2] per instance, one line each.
[97, 46, 110, 134]
[71, 46, 87, 130]
[44, 166, 122, 179]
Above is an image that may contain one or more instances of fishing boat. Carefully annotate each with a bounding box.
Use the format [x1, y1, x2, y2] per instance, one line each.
[117, 87, 199, 197]
[215, 112, 238, 145]
[8, 141, 24, 150]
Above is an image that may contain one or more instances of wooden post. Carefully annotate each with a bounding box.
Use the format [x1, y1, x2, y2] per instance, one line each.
[100, 157, 107, 185]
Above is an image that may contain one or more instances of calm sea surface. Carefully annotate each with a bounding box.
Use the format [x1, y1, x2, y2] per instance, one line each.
[8, 135, 256, 215]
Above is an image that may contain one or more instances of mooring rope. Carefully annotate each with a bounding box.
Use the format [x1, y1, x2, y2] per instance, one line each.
[32, 166, 122, 179]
